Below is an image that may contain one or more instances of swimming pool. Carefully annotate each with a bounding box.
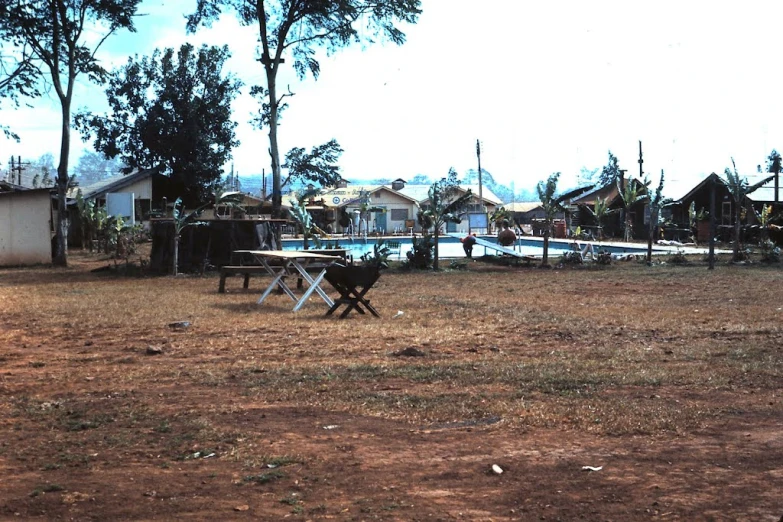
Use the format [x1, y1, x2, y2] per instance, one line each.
[281, 235, 655, 260]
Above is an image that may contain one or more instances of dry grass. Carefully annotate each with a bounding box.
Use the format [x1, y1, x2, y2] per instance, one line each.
[1, 252, 782, 519]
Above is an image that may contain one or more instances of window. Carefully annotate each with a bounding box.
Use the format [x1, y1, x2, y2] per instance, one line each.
[391, 208, 408, 221]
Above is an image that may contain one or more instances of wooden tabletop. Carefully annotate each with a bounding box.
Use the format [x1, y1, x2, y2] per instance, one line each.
[237, 250, 342, 260]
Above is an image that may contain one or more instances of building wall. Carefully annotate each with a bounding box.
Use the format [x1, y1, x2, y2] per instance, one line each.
[0, 191, 52, 266]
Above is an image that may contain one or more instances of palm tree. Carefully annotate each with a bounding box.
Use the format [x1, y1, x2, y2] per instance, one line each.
[419, 169, 472, 270]
[646, 170, 671, 265]
[537, 173, 593, 267]
[617, 177, 649, 242]
[580, 197, 616, 241]
[724, 158, 774, 261]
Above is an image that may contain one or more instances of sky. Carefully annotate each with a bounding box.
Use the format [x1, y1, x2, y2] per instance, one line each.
[3, 0, 783, 199]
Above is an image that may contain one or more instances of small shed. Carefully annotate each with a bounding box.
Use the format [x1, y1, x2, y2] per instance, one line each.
[0, 189, 53, 266]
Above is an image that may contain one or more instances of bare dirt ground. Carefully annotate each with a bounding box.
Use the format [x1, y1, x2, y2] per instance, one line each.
[0, 251, 781, 521]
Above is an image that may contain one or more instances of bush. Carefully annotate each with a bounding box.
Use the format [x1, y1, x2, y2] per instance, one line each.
[595, 250, 612, 265]
[759, 239, 780, 263]
[559, 251, 582, 265]
[360, 240, 391, 269]
[402, 234, 434, 270]
[667, 249, 688, 264]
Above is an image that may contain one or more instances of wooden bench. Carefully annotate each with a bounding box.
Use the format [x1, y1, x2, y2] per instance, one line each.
[218, 265, 269, 293]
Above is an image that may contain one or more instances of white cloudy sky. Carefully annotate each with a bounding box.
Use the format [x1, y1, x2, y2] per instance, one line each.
[3, 0, 783, 197]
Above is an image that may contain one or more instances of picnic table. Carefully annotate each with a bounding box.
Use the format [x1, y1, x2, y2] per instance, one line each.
[233, 250, 342, 311]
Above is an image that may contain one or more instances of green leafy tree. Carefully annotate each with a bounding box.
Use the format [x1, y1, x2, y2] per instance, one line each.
[617, 177, 649, 242]
[75, 43, 240, 206]
[0, 0, 140, 266]
[282, 139, 343, 191]
[724, 158, 774, 262]
[597, 150, 622, 188]
[537, 173, 593, 266]
[288, 186, 329, 250]
[417, 168, 472, 270]
[646, 170, 671, 265]
[186, 0, 422, 222]
[580, 197, 617, 240]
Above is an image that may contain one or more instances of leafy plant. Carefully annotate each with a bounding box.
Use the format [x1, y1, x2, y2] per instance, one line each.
[360, 240, 391, 269]
[403, 234, 434, 270]
[595, 250, 612, 265]
[724, 159, 774, 262]
[667, 250, 688, 264]
[617, 177, 649, 242]
[580, 197, 617, 240]
[537, 173, 594, 266]
[759, 239, 780, 263]
[417, 169, 472, 270]
[560, 251, 583, 265]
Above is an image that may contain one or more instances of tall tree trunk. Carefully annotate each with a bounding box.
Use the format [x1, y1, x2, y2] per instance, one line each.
[542, 229, 550, 267]
[267, 69, 282, 219]
[433, 226, 440, 270]
[733, 202, 741, 261]
[173, 231, 180, 276]
[53, 99, 71, 267]
[647, 209, 655, 266]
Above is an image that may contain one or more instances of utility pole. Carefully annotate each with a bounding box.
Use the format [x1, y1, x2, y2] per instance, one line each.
[476, 139, 485, 232]
[638, 140, 644, 179]
[10, 155, 28, 186]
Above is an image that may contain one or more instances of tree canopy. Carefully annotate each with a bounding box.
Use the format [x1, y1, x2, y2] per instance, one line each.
[597, 150, 622, 188]
[186, 0, 422, 219]
[75, 43, 241, 205]
[282, 138, 343, 191]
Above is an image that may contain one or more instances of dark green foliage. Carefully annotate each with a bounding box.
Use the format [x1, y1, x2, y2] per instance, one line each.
[403, 234, 434, 270]
[667, 250, 688, 264]
[283, 139, 343, 190]
[723, 158, 774, 262]
[597, 150, 622, 188]
[595, 250, 612, 265]
[75, 44, 241, 206]
[560, 251, 583, 265]
[759, 240, 780, 263]
[537, 173, 593, 266]
[360, 240, 392, 269]
[766, 150, 782, 176]
[419, 168, 472, 270]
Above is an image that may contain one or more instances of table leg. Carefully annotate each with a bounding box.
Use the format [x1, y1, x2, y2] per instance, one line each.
[256, 262, 297, 304]
[291, 261, 335, 311]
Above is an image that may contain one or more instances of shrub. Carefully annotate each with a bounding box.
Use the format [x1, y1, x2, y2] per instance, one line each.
[595, 250, 612, 265]
[402, 234, 434, 270]
[667, 249, 688, 264]
[559, 251, 583, 265]
[360, 240, 391, 269]
[759, 239, 780, 263]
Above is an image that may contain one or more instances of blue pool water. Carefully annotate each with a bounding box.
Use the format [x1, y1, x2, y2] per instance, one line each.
[281, 236, 654, 260]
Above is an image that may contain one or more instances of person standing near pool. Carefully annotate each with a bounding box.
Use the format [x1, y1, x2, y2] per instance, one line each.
[461, 233, 477, 258]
